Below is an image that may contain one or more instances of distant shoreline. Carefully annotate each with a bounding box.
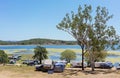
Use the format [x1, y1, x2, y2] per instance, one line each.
[0, 38, 77, 45]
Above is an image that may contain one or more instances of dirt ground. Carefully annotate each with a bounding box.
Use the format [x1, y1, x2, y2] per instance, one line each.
[0, 66, 120, 78]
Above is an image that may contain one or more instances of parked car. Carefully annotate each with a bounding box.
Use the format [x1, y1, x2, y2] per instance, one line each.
[114, 62, 120, 70]
[23, 60, 39, 66]
[95, 61, 113, 69]
[54, 62, 65, 72]
[12, 55, 21, 60]
[9, 59, 16, 64]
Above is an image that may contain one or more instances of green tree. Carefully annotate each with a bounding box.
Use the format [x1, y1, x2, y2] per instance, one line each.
[86, 6, 119, 71]
[0, 50, 8, 65]
[57, 5, 119, 71]
[57, 5, 92, 70]
[33, 46, 48, 64]
[60, 50, 76, 63]
[85, 51, 107, 65]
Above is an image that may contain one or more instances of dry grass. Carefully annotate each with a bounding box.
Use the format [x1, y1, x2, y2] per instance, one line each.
[21, 54, 33, 60]
[0, 66, 120, 78]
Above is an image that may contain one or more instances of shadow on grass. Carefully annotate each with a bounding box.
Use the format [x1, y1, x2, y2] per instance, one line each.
[61, 68, 120, 77]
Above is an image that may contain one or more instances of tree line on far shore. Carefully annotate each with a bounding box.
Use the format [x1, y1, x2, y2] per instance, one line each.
[0, 38, 77, 45]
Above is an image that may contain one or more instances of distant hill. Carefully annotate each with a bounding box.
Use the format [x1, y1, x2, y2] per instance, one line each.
[0, 38, 77, 45]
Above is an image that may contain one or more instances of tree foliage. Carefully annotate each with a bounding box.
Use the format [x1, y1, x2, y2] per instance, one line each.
[85, 51, 107, 64]
[57, 5, 92, 70]
[33, 46, 48, 64]
[60, 49, 76, 63]
[0, 50, 8, 64]
[86, 6, 119, 71]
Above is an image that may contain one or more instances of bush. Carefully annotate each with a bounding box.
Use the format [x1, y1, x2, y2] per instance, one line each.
[60, 49, 76, 63]
[0, 50, 9, 65]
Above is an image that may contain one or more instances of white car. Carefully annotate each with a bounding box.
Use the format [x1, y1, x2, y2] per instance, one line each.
[114, 62, 120, 70]
[71, 61, 87, 68]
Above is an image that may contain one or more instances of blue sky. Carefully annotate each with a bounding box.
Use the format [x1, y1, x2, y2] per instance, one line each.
[0, 0, 120, 41]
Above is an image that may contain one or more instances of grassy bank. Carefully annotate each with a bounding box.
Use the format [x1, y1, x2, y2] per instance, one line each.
[106, 57, 120, 63]
[47, 48, 82, 52]
[4, 48, 82, 54]
[5, 48, 120, 63]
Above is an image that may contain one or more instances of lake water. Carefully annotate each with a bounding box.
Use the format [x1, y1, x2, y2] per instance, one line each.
[0, 45, 81, 49]
[0, 45, 119, 61]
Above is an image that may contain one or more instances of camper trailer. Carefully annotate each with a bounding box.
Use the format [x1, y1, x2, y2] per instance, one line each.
[35, 59, 54, 71]
[43, 59, 54, 70]
[71, 61, 87, 68]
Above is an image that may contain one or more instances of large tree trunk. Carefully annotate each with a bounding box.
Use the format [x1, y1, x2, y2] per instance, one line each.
[81, 47, 84, 70]
[91, 60, 95, 71]
[78, 42, 85, 70]
[40, 60, 42, 64]
[90, 51, 95, 71]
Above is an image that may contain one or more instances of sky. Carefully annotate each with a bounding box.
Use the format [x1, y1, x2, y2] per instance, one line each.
[0, 0, 120, 41]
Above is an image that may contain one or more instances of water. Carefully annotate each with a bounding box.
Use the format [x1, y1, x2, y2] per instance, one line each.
[0, 45, 120, 61]
[0, 45, 81, 50]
